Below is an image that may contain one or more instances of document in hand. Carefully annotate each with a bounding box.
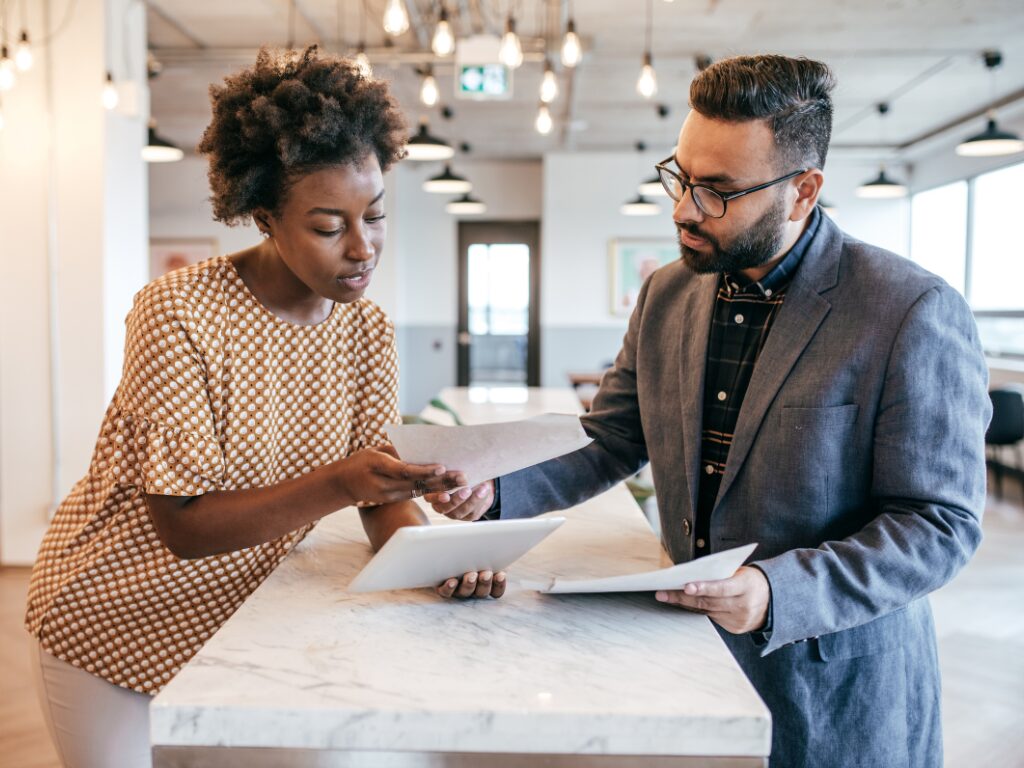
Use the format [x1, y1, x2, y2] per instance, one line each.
[520, 543, 758, 594]
[385, 413, 593, 488]
[347, 517, 567, 593]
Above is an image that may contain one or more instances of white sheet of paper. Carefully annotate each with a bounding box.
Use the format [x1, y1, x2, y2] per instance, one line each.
[519, 543, 758, 594]
[385, 414, 592, 488]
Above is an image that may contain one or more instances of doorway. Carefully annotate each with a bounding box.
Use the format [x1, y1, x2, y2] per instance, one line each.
[457, 221, 540, 387]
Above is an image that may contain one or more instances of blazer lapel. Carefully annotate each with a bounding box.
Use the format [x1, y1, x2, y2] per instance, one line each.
[678, 273, 718, 520]
[712, 216, 843, 510]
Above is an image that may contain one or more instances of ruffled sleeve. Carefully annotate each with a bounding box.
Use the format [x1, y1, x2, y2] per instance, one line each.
[98, 279, 226, 495]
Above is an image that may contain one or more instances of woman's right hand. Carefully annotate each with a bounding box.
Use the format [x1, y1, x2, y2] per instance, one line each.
[334, 446, 467, 506]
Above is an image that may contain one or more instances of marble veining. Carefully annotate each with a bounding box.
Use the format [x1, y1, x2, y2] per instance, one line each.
[150, 388, 770, 758]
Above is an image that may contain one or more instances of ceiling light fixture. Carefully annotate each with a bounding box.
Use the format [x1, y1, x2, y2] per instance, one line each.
[405, 119, 455, 161]
[561, 3, 581, 67]
[15, 31, 32, 72]
[432, 5, 455, 56]
[423, 164, 472, 194]
[446, 193, 487, 215]
[540, 58, 558, 103]
[383, 0, 410, 37]
[856, 166, 907, 199]
[621, 194, 661, 216]
[102, 72, 119, 110]
[956, 51, 1024, 157]
[419, 66, 439, 106]
[535, 103, 553, 135]
[0, 46, 16, 91]
[499, 14, 523, 69]
[639, 175, 668, 197]
[142, 120, 184, 162]
[636, 0, 657, 99]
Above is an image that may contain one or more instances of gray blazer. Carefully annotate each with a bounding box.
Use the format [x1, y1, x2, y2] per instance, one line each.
[498, 213, 990, 767]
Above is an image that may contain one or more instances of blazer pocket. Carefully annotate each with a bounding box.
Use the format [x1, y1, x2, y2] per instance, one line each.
[781, 403, 859, 431]
[816, 606, 910, 661]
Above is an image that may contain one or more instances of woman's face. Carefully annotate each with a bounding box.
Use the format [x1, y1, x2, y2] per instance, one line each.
[261, 153, 387, 304]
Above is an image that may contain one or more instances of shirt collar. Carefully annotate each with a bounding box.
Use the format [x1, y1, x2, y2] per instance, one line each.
[723, 206, 822, 299]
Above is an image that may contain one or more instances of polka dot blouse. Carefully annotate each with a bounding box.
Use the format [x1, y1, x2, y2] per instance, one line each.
[25, 256, 399, 694]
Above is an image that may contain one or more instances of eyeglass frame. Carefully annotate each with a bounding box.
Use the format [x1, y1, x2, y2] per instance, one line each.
[654, 154, 808, 219]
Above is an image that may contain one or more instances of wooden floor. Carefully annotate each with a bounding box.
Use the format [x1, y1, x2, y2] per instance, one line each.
[2, 479, 1023, 767]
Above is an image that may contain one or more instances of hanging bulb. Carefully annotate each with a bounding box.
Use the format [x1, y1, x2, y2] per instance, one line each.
[15, 31, 32, 72]
[499, 16, 523, 69]
[540, 60, 558, 103]
[637, 51, 657, 99]
[354, 43, 372, 78]
[432, 7, 455, 56]
[0, 46, 16, 91]
[535, 104, 553, 135]
[420, 71, 439, 107]
[561, 19, 582, 67]
[383, 0, 410, 36]
[102, 72, 119, 110]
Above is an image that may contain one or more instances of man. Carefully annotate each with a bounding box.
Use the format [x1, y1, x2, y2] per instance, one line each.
[428, 55, 989, 766]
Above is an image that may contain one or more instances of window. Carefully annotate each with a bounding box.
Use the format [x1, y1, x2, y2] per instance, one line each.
[970, 162, 1024, 312]
[909, 181, 967, 296]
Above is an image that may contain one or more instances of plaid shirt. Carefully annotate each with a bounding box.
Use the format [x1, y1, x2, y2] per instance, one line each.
[695, 208, 822, 556]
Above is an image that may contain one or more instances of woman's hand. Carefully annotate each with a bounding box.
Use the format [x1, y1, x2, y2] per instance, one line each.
[436, 570, 507, 599]
[424, 480, 495, 521]
[334, 446, 466, 506]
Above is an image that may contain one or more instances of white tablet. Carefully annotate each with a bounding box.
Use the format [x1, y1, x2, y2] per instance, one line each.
[347, 517, 566, 593]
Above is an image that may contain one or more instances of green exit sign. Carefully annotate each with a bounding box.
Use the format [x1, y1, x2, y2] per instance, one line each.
[457, 64, 511, 100]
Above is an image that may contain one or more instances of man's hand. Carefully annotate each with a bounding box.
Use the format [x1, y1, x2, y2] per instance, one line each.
[655, 566, 771, 634]
[436, 570, 506, 599]
[424, 480, 495, 521]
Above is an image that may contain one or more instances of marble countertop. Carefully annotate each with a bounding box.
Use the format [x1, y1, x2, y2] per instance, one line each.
[150, 387, 770, 758]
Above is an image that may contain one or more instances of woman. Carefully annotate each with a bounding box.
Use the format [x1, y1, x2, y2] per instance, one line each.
[25, 47, 502, 768]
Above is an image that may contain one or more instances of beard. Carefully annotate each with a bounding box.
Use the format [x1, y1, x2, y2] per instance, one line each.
[677, 191, 789, 274]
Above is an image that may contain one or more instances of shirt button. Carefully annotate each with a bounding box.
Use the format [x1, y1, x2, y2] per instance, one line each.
[705, 464, 715, 475]
[734, 313, 745, 324]
[764, 288, 773, 297]
[717, 391, 727, 401]
[696, 538, 706, 548]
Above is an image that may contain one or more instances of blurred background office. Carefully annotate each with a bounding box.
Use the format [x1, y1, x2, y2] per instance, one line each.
[1, 1, 1023, 765]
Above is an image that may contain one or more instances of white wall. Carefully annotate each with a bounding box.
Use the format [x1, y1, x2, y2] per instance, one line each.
[0, 0, 149, 564]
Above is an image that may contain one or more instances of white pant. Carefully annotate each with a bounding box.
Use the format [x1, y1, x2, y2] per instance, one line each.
[30, 638, 152, 768]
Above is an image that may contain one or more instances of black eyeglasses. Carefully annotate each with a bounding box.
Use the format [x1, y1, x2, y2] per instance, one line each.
[654, 155, 807, 219]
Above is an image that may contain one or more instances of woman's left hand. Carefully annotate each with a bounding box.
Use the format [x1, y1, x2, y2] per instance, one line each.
[436, 570, 506, 599]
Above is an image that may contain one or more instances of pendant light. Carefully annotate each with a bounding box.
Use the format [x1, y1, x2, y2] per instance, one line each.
[956, 51, 1024, 157]
[561, 15, 581, 67]
[540, 58, 558, 103]
[639, 175, 668, 197]
[142, 120, 184, 163]
[535, 103, 553, 135]
[102, 72, 119, 110]
[383, 0, 410, 37]
[0, 46, 16, 91]
[405, 119, 455, 161]
[15, 31, 32, 72]
[621, 194, 661, 216]
[446, 193, 487, 215]
[432, 5, 455, 56]
[856, 104, 906, 199]
[419, 66, 439, 107]
[636, 0, 657, 99]
[499, 14, 523, 69]
[423, 164, 472, 194]
[856, 166, 907, 199]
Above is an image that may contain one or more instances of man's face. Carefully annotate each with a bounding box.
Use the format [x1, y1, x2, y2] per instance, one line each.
[671, 111, 794, 274]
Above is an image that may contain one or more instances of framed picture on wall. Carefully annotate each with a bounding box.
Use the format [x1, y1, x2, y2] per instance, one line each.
[608, 238, 678, 316]
[149, 238, 219, 279]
